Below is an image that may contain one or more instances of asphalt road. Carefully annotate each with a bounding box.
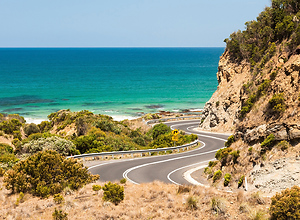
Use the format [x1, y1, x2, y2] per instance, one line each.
[88, 120, 230, 185]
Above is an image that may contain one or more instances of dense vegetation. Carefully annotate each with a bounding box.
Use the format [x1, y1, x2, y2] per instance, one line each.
[270, 185, 300, 219]
[225, 0, 300, 65]
[0, 110, 196, 159]
[0, 110, 197, 191]
[4, 150, 98, 198]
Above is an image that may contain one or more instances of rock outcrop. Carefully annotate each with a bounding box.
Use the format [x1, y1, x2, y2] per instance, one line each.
[200, 51, 252, 133]
[200, 49, 300, 143]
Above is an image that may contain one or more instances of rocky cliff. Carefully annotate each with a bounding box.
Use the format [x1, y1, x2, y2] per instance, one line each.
[199, 47, 300, 194]
[199, 0, 300, 194]
[200, 48, 300, 143]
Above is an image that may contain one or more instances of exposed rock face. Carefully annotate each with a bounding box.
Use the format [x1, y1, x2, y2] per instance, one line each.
[249, 157, 300, 195]
[200, 51, 252, 133]
[199, 46, 300, 195]
[200, 49, 300, 143]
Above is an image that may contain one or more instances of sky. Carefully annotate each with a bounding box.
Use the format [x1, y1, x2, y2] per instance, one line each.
[0, 0, 271, 47]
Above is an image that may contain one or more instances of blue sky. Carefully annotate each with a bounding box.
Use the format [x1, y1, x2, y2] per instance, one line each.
[0, 0, 270, 47]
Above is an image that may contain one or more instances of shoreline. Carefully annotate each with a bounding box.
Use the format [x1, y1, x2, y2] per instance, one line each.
[23, 108, 203, 124]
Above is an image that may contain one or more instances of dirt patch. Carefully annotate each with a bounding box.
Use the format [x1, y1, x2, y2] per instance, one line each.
[248, 156, 300, 196]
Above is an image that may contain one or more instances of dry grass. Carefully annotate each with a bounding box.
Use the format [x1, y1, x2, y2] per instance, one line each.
[0, 178, 271, 220]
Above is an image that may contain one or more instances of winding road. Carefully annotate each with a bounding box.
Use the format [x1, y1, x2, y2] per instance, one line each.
[88, 120, 230, 185]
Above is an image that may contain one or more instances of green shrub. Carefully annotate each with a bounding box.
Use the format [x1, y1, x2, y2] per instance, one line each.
[38, 121, 52, 133]
[238, 175, 245, 188]
[256, 79, 271, 97]
[261, 134, 275, 153]
[277, 140, 289, 151]
[0, 143, 19, 167]
[186, 196, 198, 210]
[149, 133, 173, 149]
[208, 161, 218, 167]
[92, 185, 102, 191]
[0, 119, 22, 134]
[4, 150, 99, 197]
[216, 101, 220, 107]
[15, 192, 25, 206]
[52, 208, 68, 220]
[133, 136, 146, 146]
[13, 130, 22, 140]
[225, 135, 235, 147]
[151, 123, 171, 140]
[269, 93, 286, 114]
[248, 147, 253, 153]
[95, 119, 121, 135]
[230, 150, 240, 164]
[204, 167, 212, 175]
[0, 167, 5, 177]
[21, 136, 78, 156]
[215, 147, 232, 161]
[53, 193, 64, 204]
[224, 173, 231, 187]
[240, 94, 257, 118]
[120, 178, 127, 184]
[213, 170, 222, 183]
[24, 123, 40, 137]
[102, 182, 124, 205]
[270, 186, 300, 220]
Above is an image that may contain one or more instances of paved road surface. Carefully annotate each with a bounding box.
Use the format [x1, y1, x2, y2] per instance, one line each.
[88, 120, 229, 185]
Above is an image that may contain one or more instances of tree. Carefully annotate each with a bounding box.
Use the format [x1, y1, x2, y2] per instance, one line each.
[151, 123, 171, 140]
[4, 150, 98, 197]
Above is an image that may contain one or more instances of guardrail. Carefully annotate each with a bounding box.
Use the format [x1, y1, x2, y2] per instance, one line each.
[67, 140, 198, 161]
[146, 116, 202, 125]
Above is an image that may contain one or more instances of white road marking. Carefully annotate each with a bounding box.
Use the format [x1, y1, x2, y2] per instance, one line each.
[169, 122, 228, 142]
[88, 143, 203, 171]
[167, 159, 212, 186]
[123, 141, 220, 185]
[90, 121, 228, 186]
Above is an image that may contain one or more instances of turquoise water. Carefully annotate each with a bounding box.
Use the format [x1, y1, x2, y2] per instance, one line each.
[0, 48, 224, 122]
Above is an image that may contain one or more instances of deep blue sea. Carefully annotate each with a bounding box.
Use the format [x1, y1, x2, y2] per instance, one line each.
[0, 48, 224, 122]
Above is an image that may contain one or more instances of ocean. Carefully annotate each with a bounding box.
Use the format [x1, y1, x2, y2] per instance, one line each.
[0, 47, 224, 123]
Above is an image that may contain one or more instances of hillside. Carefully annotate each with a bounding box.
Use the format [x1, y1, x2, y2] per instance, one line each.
[200, 0, 300, 195]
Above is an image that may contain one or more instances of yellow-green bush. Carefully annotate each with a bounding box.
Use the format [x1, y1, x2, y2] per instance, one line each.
[102, 182, 124, 205]
[238, 175, 245, 188]
[277, 140, 289, 151]
[270, 186, 300, 220]
[15, 192, 25, 206]
[213, 170, 222, 183]
[92, 185, 102, 191]
[230, 150, 240, 164]
[120, 178, 127, 184]
[52, 208, 68, 220]
[268, 93, 286, 114]
[24, 123, 40, 137]
[0, 167, 5, 177]
[0, 119, 22, 135]
[4, 150, 99, 198]
[224, 173, 231, 187]
[225, 135, 235, 147]
[208, 161, 218, 167]
[53, 193, 64, 204]
[0, 143, 19, 168]
[261, 134, 275, 154]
